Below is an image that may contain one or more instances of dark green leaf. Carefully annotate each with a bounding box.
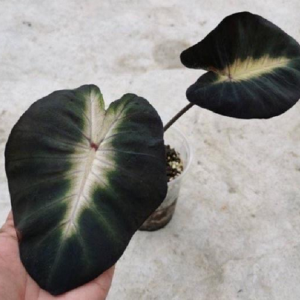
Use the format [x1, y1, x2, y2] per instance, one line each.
[5, 85, 167, 295]
[181, 12, 300, 119]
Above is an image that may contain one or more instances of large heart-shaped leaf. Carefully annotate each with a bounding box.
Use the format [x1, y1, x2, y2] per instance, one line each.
[181, 12, 300, 119]
[5, 85, 167, 295]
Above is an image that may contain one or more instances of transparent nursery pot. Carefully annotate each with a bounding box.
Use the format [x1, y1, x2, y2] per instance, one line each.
[139, 127, 192, 231]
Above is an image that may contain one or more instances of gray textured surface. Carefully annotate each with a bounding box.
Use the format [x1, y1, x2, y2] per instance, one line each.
[1, 1, 300, 299]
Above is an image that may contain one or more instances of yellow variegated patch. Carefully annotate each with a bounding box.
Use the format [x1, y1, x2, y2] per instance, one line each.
[213, 56, 290, 83]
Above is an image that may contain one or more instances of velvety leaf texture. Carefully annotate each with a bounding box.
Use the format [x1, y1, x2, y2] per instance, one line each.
[181, 12, 300, 119]
[5, 85, 167, 295]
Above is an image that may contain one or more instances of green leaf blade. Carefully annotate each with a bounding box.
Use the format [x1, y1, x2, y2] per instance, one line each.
[5, 85, 167, 295]
[181, 12, 300, 119]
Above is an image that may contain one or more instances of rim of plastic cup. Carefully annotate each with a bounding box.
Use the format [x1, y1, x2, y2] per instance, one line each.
[165, 126, 193, 184]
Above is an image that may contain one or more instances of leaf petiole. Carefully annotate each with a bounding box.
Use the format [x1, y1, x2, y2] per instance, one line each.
[163, 102, 194, 132]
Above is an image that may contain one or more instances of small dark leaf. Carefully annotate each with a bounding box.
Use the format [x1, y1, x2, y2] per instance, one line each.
[5, 85, 167, 295]
[181, 12, 300, 119]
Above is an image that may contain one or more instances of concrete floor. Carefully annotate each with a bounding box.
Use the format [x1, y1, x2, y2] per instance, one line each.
[1, 0, 300, 299]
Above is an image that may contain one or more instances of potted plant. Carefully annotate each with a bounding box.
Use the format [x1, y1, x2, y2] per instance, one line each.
[141, 11, 300, 230]
[4, 12, 300, 295]
[179, 12, 300, 120]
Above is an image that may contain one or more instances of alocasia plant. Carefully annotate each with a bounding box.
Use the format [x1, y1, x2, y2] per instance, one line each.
[4, 11, 300, 296]
[5, 85, 167, 295]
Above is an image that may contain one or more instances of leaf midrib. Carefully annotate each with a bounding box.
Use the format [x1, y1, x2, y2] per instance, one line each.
[61, 98, 125, 238]
[216, 56, 290, 82]
[63, 148, 96, 238]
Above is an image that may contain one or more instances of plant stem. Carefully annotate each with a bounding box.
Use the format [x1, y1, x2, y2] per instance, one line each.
[163, 103, 194, 132]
